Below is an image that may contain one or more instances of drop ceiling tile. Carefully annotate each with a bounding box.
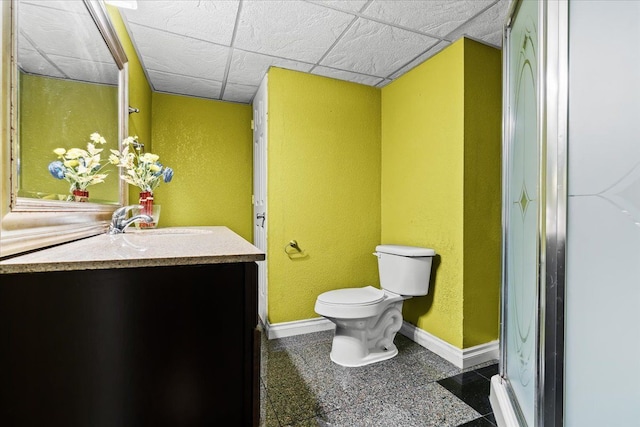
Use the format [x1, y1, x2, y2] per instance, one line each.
[363, 0, 495, 37]
[445, 0, 511, 47]
[227, 50, 313, 86]
[389, 40, 451, 79]
[128, 24, 229, 82]
[19, 2, 113, 63]
[148, 70, 222, 100]
[53, 55, 119, 85]
[17, 46, 66, 78]
[222, 82, 259, 104]
[307, 0, 369, 14]
[234, 0, 354, 63]
[311, 66, 383, 86]
[321, 18, 438, 77]
[21, 0, 88, 14]
[120, 0, 239, 45]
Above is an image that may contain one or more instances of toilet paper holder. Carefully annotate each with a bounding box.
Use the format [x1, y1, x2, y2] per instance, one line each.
[285, 240, 302, 253]
[284, 240, 307, 259]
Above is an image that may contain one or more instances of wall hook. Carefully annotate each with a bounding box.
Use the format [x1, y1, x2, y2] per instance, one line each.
[128, 106, 140, 114]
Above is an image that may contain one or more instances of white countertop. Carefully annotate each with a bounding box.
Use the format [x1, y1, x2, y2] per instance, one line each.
[0, 226, 265, 274]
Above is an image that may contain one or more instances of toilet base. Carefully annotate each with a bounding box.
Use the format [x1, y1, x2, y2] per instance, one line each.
[330, 339, 398, 367]
[327, 301, 404, 367]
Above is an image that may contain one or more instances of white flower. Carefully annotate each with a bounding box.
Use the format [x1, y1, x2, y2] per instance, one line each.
[47, 132, 113, 193]
[111, 135, 175, 192]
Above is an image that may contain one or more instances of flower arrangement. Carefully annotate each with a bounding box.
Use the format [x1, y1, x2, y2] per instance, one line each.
[48, 132, 115, 193]
[109, 136, 174, 192]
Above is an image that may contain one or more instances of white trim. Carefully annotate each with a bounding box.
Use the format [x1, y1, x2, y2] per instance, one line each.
[266, 318, 498, 370]
[400, 322, 498, 369]
[265, 317, 334, 340]
[490, 375, 521, 427]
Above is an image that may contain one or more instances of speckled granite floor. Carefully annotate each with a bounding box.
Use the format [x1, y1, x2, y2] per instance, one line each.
[259, 329, 498, 427]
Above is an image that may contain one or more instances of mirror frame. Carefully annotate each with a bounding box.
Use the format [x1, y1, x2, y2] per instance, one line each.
[0, 0, 128, 257]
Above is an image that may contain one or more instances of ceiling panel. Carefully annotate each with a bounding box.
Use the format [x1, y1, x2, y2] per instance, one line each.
[311, 65, 384, 86]
[117, 0, 513, 104]
[148, 69, 223, 100]
[127, 23, 231, 82]
[227, 49, 314, 87]
[120, 0, 240, 45]
[445, 0, 511, 47]
[319, 17, 439, 77]
[362, 0, 496, 37]
[233, 0, 354, 62]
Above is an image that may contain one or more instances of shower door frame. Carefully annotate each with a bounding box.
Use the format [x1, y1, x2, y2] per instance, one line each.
[496, 0, 568, 426]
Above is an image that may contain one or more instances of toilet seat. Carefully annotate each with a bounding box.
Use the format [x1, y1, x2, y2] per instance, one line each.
[315, 286, 391, 319]
[317, 285, 385, 305]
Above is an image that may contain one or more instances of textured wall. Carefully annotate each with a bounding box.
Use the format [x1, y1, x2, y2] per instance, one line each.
[267, 67, 381, 323]
[462, 40, 502, 348]
[381, 38, 501, 349]
[19, 75, 119, 201]
[151, 93, 253, 241]
[381, 39, 466, 348]
[111, 7, 253, 241]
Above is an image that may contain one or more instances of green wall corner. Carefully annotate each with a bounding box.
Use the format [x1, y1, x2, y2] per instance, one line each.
[267, 67, 382, 323]
[151, 93, 253, 241]
[462, 39, 502, 348]
[381, 38, 501, 349]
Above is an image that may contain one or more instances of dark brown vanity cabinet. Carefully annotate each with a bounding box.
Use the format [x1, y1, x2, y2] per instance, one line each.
[0, 262, 259, 426]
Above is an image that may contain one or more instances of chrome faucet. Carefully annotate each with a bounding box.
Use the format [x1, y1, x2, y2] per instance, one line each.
[108, 205, 153, 234]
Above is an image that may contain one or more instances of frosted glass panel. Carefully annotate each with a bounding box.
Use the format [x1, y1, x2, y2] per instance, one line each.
[504, 0, 538, 424]
[565, 1, 640, 425]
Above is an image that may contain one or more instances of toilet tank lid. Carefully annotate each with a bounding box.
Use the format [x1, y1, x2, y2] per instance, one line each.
[375, 245, 436, 257]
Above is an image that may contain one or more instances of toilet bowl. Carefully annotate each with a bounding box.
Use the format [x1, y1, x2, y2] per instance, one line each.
[314, 244, 436, 367]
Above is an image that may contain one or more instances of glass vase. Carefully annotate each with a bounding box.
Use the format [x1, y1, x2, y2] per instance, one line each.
[72, 189, 89, 202]
[139, 191, 155, 228]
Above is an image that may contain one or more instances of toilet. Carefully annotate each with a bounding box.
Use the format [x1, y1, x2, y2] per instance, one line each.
[314, 244, 436, 367]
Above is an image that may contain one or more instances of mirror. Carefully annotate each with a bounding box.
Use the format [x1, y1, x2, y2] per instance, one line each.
[1, 0, 128, 257]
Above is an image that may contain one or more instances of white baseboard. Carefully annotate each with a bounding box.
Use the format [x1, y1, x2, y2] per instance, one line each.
[399, 322, 499, 369]
[265, 318, 498, 369]
[265, 317, 334, 339]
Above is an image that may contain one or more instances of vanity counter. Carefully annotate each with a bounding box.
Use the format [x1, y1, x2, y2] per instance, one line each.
[0, 225, 263, 426]
[0, 226, 264, 274]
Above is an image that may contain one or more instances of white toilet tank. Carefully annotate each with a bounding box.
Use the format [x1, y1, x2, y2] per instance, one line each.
[375, 245, 436, 296]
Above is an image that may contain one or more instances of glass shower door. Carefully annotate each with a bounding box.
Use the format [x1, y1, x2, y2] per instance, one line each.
[502, 0, 540, 425]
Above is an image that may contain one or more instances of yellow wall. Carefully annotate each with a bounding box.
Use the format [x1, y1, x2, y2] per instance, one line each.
[19, 74, 119, 202]
[381, 39, 466, 347]
[151, 93, 253, 241]
[113, 6, 254, 241]
[267, 67, 381, 323]
[462, 41, 502, 347]
[380, 38, 501, 349]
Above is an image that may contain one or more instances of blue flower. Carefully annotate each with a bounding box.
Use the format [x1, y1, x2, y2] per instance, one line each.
[48, 161, 66, 179]
[163, 167, 174, 183]
[152, 162, 164, 177]
[112, 136, 175, 191]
